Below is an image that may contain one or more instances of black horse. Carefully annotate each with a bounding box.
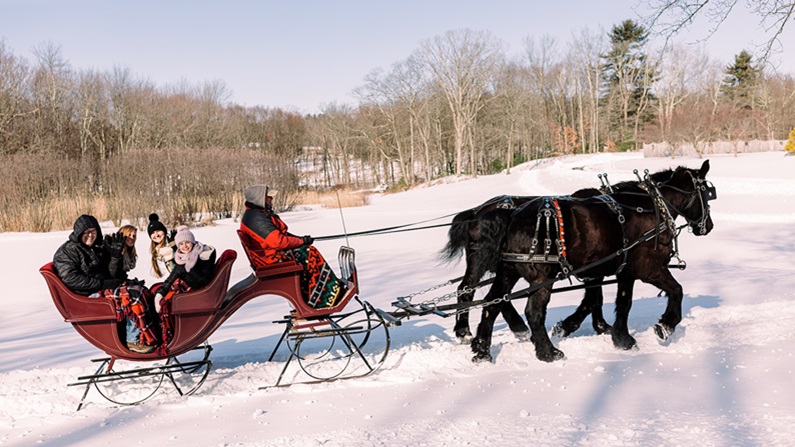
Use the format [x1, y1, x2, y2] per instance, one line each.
[469, 161, 715, 363]
[440, 196, 536, 341]
[440, 186, 619, 342]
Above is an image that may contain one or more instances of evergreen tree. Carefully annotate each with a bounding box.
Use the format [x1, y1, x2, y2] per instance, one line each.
[601, 19, 658, 147]
[721, 50, 760, 110]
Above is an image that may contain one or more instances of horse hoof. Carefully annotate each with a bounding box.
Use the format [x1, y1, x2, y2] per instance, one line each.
[594, 322, 612, 335]
[455, 326, 473, 343]
[612, 334, 637, 351]
[550, 322, 571, 338]
[455, 328, 472, 342]
[537, 348, 565, 363]
[654, 323, 674, 341]
[514, 330, 530, 342]
[470, 338, 492, 361]
[471, 352, 493, 363]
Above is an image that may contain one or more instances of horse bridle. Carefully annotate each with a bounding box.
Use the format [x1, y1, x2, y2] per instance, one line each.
[657, 171, 716, 235]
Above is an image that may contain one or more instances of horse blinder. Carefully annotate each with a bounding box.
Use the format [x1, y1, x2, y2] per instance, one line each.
[702, 181, 717, 202]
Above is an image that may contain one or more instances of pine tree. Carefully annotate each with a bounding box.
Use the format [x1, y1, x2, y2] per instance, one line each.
[721, 50, 760, 110]
[601, 19, 658, 147]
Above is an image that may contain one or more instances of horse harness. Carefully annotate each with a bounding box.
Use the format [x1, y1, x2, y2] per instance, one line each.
[502, 197, 576, 275]
[501, 194, 632, 280]
[499, 170, 712, 282]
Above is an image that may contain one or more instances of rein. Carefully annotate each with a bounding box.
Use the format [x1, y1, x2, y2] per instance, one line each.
[314, 212, 460, 242]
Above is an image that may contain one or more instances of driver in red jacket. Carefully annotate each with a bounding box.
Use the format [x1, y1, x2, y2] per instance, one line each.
[239, 185, 346, 308]
[239, 185, 312, 268]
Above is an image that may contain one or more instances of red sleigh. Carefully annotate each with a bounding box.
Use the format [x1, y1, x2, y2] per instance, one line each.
[41, 232, 391, 409]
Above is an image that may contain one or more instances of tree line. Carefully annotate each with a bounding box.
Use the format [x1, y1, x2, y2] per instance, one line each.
[1, 20, 794, 232]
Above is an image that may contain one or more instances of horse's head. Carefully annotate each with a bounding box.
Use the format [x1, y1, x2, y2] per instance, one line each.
[660, 160, 716, 236]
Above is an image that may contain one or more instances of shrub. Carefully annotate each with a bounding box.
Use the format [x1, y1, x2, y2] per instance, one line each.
[785, 128, 795, 153]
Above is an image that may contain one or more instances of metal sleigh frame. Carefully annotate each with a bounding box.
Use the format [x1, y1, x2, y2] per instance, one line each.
[40, 232, 390, 410]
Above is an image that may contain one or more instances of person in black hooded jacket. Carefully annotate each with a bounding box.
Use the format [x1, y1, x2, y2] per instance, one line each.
[53, 214, 124, 295]
[53, 215, 158, 354]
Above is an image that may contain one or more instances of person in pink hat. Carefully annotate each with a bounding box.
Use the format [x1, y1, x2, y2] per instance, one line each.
[151, 225, 216, 346]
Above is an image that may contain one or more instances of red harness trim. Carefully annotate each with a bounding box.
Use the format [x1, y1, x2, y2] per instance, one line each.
[551, 198, 567, 258]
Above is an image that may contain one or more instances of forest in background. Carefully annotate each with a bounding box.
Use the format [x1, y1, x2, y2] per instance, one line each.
[2, 19, 794, 232]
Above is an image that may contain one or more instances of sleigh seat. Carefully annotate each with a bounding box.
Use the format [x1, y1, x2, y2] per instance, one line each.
[40, 249, 237, 360]
[235, 230, 359, 319]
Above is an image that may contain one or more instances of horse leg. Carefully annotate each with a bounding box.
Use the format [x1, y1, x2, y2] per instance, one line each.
[644, 269, 684, 342]
[500, 302, 529, 341]
[525, 284, 564, 362]
[470, 270, 519, 363]
[588, 282, 612, 335]
[453, 254, 478, 342]
[552, 278, 610, 337]
[611, 275, 637, 350]
[458, 256, 526, 341]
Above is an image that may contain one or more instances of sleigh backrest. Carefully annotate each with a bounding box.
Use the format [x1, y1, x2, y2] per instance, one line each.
[236, 229, 303, 278]
[40, 263, 117, 323]
[170, 249, 237, 315]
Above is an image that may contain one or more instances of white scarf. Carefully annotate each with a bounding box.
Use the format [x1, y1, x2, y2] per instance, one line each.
[174, 242, 203, 273]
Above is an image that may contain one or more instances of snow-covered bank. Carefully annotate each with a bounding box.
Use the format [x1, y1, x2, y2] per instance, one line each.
[1, 151, 794, 447]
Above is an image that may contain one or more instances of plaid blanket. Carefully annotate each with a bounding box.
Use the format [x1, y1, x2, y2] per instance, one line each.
[290, 246, 347, 308]
[153, 279, 190, 354]
[102, 284, 159, 346]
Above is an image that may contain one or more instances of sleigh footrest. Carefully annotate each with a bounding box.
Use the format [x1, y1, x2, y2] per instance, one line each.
[392, 297, 449, 317]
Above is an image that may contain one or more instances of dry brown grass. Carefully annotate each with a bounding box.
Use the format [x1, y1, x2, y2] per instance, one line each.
[294, 189, 370, 209]
[0, 148, 298, 232]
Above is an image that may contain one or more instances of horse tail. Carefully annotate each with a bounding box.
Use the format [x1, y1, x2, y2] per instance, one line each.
[439, 209, 476, 263]
[472, 208, 513, 275]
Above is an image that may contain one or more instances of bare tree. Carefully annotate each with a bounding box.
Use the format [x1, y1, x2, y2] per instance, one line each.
[492, 60, 531, 173]
[525, 35, 561, 150]
[654, 43, 710, 142]
[74, 69, 109, 158]
[643, 0, 795, 64]
[107, 66, 151, 156]
[196, 79, 232, 147]
[0, 41, 30, 154]
[569, 27, 607, 153]
[31, 42, 74, 154]
[357, 64, 414, 185]
[419, 29, 504, 176]
[316, 103, 358, 187]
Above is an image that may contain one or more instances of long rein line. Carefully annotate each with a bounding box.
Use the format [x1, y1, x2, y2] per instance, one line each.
[314, 211, 463, 242]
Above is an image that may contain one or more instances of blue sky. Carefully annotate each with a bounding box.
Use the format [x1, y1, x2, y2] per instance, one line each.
[1, 1, 792, 114]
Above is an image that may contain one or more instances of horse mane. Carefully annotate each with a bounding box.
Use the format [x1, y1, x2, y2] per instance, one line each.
[606, 167, 676, 192]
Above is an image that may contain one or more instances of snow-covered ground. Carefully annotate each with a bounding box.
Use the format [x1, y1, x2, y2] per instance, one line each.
[2, 151, 794, 446]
